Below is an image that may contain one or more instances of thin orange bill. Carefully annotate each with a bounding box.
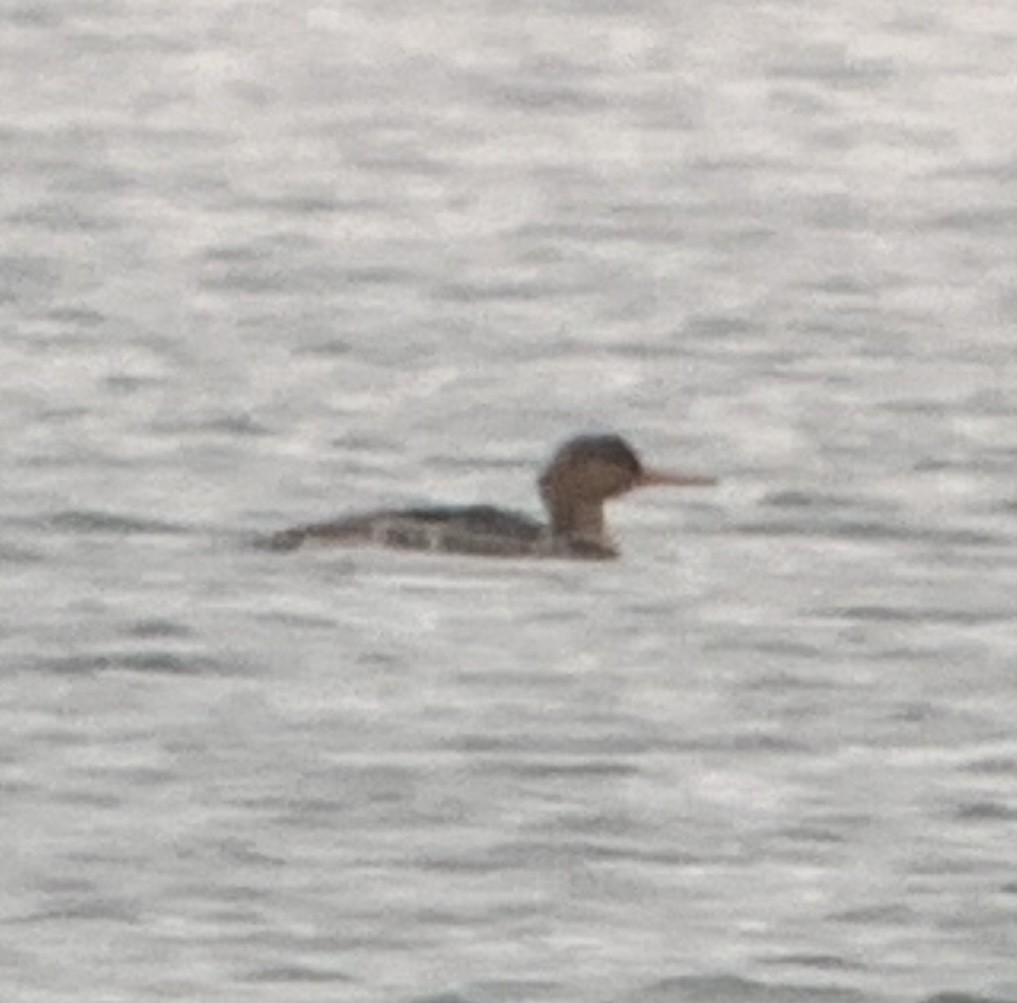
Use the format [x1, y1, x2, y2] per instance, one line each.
[638, 467, 717, 488]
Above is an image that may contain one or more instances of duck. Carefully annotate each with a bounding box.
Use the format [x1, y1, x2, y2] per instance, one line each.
[265, 433, 714, 559]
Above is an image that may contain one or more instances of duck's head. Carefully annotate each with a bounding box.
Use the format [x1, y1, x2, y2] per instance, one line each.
[538, 434, 715, 544]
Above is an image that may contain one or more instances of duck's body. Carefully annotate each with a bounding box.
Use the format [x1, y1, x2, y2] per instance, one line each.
[266, 434, 713, 559]
[268, 504, 559, 557]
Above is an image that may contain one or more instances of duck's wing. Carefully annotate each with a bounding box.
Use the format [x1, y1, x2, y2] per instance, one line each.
[261, 511, 389, 552]
[263, 505, 547, 556]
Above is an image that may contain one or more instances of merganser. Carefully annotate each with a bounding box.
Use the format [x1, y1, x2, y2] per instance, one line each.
[266, 433, 714, 559]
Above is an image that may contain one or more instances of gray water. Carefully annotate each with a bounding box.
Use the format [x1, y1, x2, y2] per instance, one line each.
[2, 2, 1016, 1001]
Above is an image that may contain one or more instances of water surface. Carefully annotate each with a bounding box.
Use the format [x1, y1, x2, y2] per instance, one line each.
[2, 2, 1016, 1001]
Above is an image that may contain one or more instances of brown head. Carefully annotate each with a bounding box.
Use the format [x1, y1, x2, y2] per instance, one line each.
[537, 434, 714, 550]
